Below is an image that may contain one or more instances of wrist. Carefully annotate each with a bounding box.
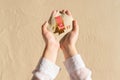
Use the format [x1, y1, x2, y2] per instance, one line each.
[43, 44, 59, 63]
[62, 45, 78, 58]
[46, 45, 59, 52]
[46, 42, 60, 50]
[62, 44, 76, 51]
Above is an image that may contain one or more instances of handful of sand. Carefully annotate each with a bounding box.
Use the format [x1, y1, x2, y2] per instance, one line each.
[48, 11, 73, 35]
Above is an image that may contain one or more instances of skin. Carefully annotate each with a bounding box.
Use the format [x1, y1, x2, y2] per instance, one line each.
[42, 10, 79, 63]
[60, 10, 79, 59]
[41, 21, 60, 63]
[32, 10, 79, 80]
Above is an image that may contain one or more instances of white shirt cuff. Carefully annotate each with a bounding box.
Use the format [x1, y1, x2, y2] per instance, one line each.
[34, 58, 60, 80]
[64, 54, 85, 73]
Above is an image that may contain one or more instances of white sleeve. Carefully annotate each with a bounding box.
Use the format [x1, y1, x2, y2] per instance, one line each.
[64, 54, 92, 80]
[33, 58, 60, 80]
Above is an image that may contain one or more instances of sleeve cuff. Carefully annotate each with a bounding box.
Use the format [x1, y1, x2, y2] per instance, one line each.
[64, 54, 85, 73]
[34, 58, 60, 80]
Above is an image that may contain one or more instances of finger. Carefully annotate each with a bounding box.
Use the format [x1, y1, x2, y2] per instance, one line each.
[42, 21, 48, 34]
[56, 10, 59, 12]
[61, 9, 66, 14]
[72, 20, 79, 32]
[65, 10, 72, 16]
[53, 10, 58, 15]
[48, 10, 56, 23]
[59, 10, 62, 14]
[62, 10, 65, 13]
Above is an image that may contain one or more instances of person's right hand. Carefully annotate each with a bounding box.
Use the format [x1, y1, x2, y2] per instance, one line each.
[60, 10, 79, 59]
[41, 11, 60, 63]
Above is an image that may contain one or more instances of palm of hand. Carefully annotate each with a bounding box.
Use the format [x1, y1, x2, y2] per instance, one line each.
[60, 27, 78, 49]
[42, 22, 60, 48]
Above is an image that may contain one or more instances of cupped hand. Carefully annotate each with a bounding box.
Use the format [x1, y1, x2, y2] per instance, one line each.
[42, 11, 60, 49]
[60, 10, 79, 50]
[60, 10, 79, 58]
[41, 11, 60, 63]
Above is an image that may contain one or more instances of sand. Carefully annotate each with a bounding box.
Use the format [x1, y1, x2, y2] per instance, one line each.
[0, 0, 120, 80]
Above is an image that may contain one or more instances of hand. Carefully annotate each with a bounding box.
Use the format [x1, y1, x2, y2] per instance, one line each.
[41, 11, 60, 63]
[42, 10, 60, 49]
[32, 11, 61, 80]
[42, 21, 59, 49]
[60, 10, 79, 59]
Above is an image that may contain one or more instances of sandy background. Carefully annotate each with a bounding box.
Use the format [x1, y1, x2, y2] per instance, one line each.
[0, 0, 120, 80]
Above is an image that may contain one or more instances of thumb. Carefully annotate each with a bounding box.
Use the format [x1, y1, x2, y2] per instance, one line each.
[72, 20, 79, 32]
[42, 21, 48, 34]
